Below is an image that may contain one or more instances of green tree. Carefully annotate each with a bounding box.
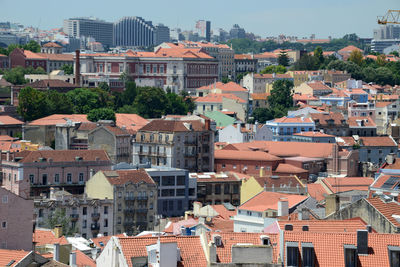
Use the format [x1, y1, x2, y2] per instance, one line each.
[22, 40, 41, 53]
[46, 90, 73, 114]
[61, 64, 73, 75]
[133, 87, 168, 118]
[98, 82, 110, 92]
[165, 92, 188, 115]
[3, 66, 28, 85]
[87, 108, 116, 122]
[260, 65, 287, 74]
[90, 87, 114, 109]
[252, 108, 274, 123]
[117, 104, 138, 114]
[17, 87, 48, 121]
[180, 91, 196, 114]
[222, 76, 232, 83]
[349, 50, 363, 66]
[390, 51, 399, 57]
[121, 81, 138, 106]
[45, 208, 78, 236]
[376, 54, 387, 66]
[278, 51, 290, 67]
[268, 80, 294, 109]
[66, 88, 103, 114]
[314, 46, 324, 65]
[293, 54, 318, 70]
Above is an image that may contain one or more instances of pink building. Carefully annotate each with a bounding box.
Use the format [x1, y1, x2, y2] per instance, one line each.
[2, 150, 112, 198]
[0, 187, 33, 250]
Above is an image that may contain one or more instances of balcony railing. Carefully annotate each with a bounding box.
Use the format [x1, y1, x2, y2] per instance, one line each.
[70, 214, 79, 221]
[124, 208, 135, 214]
[91, 213, 100, 221]
[137, 196, 148, 201]
[137, 208, 148, 213]
[124, 196, 135, 201]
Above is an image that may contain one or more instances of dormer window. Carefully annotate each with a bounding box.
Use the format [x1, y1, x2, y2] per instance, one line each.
[344, 245, 357, 267]
[389, 246, 400, 267]
[286, 242, 299, 267]
[302, 243, 314, 267]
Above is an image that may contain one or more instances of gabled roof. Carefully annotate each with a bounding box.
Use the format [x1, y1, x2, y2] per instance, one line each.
[307, 183, 328, 201]
[239, 191, 308, 212]
[12, 150, 110, 163]
[215, 149, 282, 161]
[306, 81, 333, 91]
[73, 250, 96, 267]
[204, 111, 235, 128]
[0, 249, 31, 267]
[102, 169, 155, 185]
[274, 163, 308, 174]
[28, 114, 90, 126]
[366, 198, 400, 227]
[139, 120, 206, 132]
[33, 229, 69, 246]
[118, 235, 207, 267]
[371, 174, 400, 190]
[0, 115, 23, 125]
[338, 45, 363, 53]
[197, 81, 247, 92]
[253, 175, 304, 188]
[321, 177, 374, 194]
[195, 93, 246, 103]
[115, 113, 148, 134]
[292, 93, 318, 101]
[42, 42, 62, 48]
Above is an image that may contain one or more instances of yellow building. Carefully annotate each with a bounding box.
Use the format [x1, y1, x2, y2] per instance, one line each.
[240, 169, 305, 204]
[20, 140, 40, 151]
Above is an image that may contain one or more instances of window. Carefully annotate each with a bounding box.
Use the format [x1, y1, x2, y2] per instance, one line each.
[1, 221, 6, 229]
[215, 184, 221, 194]
[104, 219, 108, 227]
[177, 176, 185, 185]
[83, 220, 87, 229]
[29, 174, 34, 184]
[118, 203, 122, 211]
[107, 63, 111, 73]
[344, 247, 357, 267]
[117, 217, 121, 224]
[119, 64, 124, 73]
[82, 207, 87, 215]
[160, 65, 164, 73]
[224, 185, 230, 194]
[38, 209, 43, 218]
[146, 65, 151, 73]
[176, 189, 185, 196]
[162, 176, 175, 186]
[104, 206, 108, 215]
[169, 200, 174, 211]
[287, 245, 299, 267]
[389, 246, 400, 267]
[67, 173, 72, 183]
[233, 184, 239, 194]
[79, 173, 84, 183]
[150, 202, 153, 210]
[54, 174, 59, 184]
[2, 195, 8, 204]
[118, 191, 122, 198]
[302, 245, 314, 267]
[153, 65, 157, 73]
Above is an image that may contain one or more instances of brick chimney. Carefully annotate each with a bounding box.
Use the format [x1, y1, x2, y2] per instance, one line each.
[75, 50, 80, 86]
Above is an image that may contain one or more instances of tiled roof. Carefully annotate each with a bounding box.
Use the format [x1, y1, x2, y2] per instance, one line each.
[28, 114, 90, 126]
[274, 163, 308, 174]
[24, 50, 45, 59]
[0, 249, 31, 267]
[118, 235, 207, 267]
[0, 115, 23, 125]
[197, 81, 248, 92]
[234, 54, 254, 60]
[254, 52, 278, 59]
[0, 53, 7, 58]
[211, 204, 237, 220]
[310, 112, 345, 125]
[103, 169, 155, 185]
[0, 78, 12, 87]
[139, 120, 206, 132]
[33, 229, 69, 246]
[103, 125, 130, 136]
[375, 101, 393, 108]
[265, 218, 371, 233]
[77, 122, 97, 131]
[205, 232, 279, 263]
[360, 136, 397, 147]
[381, 160, 400, 171]
[347, 116, 376, 127]
[307, 81, 332, 91]
[371, 174, 400, 189]
[239, 191, 308, 212]
[13, 149, 110, 163]
[223, 140, 335, 158]
[292, 94, 318, 101]
[42, 42, 62, 48]
[344, 89, 367, 95]
[253, 73, 292, 79]
[215, 149, 281, 161]
[21, 79, 78, 89]
[195, 93, 246, 103]
[36, 53, 73, 61]
[338, 45, 363, 53]
[321, 177, 374, 194]
[307, 183, 328, 201]
[293, 131, 335, 137]
[116, 113, 148, 134]
[366, 197, 400, 227]
[283, 232, 400, 267]
[74, 250, 96, 267]
[91, 234, 126, 251]
[270, 117, 314, 124]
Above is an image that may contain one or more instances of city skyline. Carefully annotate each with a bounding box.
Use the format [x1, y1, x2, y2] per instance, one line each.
[0, 0, 398, 39]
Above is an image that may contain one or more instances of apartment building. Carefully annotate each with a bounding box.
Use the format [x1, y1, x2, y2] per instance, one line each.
[1, 150, 112, 198]
[265, 117, 315, 141]
[242, 73, 293, 94]
[234, 54, 257, 77]
[133, 119, 214, 172]
[34, 187, 113, 239]
[113, 17, 155, 47]
[86, 169, 157, 235]
[0, 187, 33, 250]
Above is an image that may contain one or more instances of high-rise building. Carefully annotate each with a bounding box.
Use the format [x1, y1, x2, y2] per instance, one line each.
[229, 24, 246, 39]
[373, 25, 400, 40]
[195, 20, 211, 42]
[154, 24, 170, 45]
[113, 16, 155, 47]
[63, 17, 113, 47]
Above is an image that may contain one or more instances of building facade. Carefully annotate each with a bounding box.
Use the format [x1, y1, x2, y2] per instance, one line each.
[113, 17, 155, 47]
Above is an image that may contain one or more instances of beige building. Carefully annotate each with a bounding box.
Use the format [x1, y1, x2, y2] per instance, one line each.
[85, 169, 157, 235]
[133, 119, 214, 172]
[294, 81, 333, 96]
[242, 73, 293, 94]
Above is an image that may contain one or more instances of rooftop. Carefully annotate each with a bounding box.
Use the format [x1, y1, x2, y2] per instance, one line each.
[139, 119, 206, 132]
[10, 149, 110, 163]
[33, 229, 69, 247]
[195, 93, 246, 103]
[215, 149, 282, 162]
[239, 191, 308, 212]
[102, 169, 155, 185]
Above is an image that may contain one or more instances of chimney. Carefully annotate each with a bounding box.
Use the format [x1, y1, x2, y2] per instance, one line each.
[91, 248, 97, 260]
[208, 242, 217, 263]
[325, 194, 340, 215]
[69, 252, 77, 267]
[54, 225, 63, 238]
[75, 50, 80, 86]
[366, 225, 372, 233]
[357, 230, 368, 255]
[205, 119, 210, 131]
[53, 243, 60, 261]
[90, 169, 94, 178]
[260, 167, 265, 178]
[278, 198, 289, 217]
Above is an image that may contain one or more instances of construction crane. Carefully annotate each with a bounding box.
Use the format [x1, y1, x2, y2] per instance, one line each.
[378, 9, 400, 25]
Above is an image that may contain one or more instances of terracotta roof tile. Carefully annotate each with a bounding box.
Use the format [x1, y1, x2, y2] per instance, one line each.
[307, 81, 333, 91]
[293, 131, 335, 137]
[321, 177, 374, 193]
[21, 79, 77, 89]
[271, 117, 313, 124]
[338, 45, 363, 53]
[29, 114, 90, 126]
[239, 191, 308, 212]
[359, 136, 397, 147]
[274, 163, 308, 174]
[33, 229, 69, 246]
[14, 150, 110, 163]
[197, 81, 247, 92]
[215, 149, 282, 161]
[0, 115, 23, 125]
[347, 116, 376, 127]
[103, 169, 155, 185]
[371, 174, 400, 189]
[310, 112, 346, 126]
[0, 249, 31, 267]
[42, 42, 62, 48]
[366, 197, 400, 227]
[73, 250, 96, 267]
[211, 204, 237, 220]
[116, 113, 148, 134]
[307, 183, 328, 201]
[195, 93, 246, 103]
[253, 175, 304, 188]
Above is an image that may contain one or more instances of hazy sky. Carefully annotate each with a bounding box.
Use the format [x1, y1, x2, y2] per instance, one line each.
[0, 0, 398, 38]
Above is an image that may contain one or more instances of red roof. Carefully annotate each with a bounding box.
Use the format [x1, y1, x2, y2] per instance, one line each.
[251, 93, 269, 100]
[271, 117, 314, 124]
[28, 114, 90, 126]
[239, 191, 308, 212]
[0, 249, 31, 267]
[307, 183, 328, 201]
[42, 42, 62, 48]
[338, 45, 363, 53]
[115, 113, 148, 134]
[211, 204, 237, 220]
[13, 150, 110, 163]
[118, 235, 207, 267]
[197, 81, 247, 92]
[33, 229, 69, 247]
[371, 174, 400, 189]
[293, 131, 335, 137]
[253, 73, 292, 79]
[215, 149, 282, 161]
[74, 250, 96, 267]
[0, 115, 23, 125]
[366, 197, 400, 227]
[321, 177, 374, 193]
[293, 94, 318, 101]
[102, 169, 155, 185]
[274, 163, 308, 174]
[307, 81, 333, 91]
[347, 116, 376, 127]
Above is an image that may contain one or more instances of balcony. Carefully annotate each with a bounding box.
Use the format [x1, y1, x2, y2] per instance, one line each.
[137, 196, 148, 201]
[123, 221, 135, 227]
[70, 214, 79, 222]
[124, 208, 135, 214]
[137, 208, 148, 213]
[91, 213, 100, 221]
[124, 196, 135, 201]
[184, 140, 196, 146]
[91, 223, 100, 231]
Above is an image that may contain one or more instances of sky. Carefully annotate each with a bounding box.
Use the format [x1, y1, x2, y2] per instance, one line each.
[0, 0, 398, 39]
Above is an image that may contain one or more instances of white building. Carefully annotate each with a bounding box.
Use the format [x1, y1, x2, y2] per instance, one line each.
[218, 122, 273, 144]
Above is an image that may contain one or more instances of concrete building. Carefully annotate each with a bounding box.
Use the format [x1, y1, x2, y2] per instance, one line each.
[63, 17, 113, 47]
[0, 116, 23, 137]
[34, 187, 114, 239]
[234, 54, 257, 77]
[133, 119, 214, 172]
[88, 124, 131, 164]
[266, 117, 315, 141]
[218, 123, 273, 144]
[291, 131, 336, 143]
[195, 20, 211, 42]
[371, 39, 400, 53]
[229, 24, 246, 39]
[41, 42, 63, 54]
[374, 25, 400, 40]
[154, 24, 170, 45]
[191, 172, 246, 206]
[1, 150, 112, 198]
[113, 17, 155, 47]
[0, 187, 33, 250]
[310, 112, 349, 136]
[85, 169, 157, 235]
[242, 73, 293, 94]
